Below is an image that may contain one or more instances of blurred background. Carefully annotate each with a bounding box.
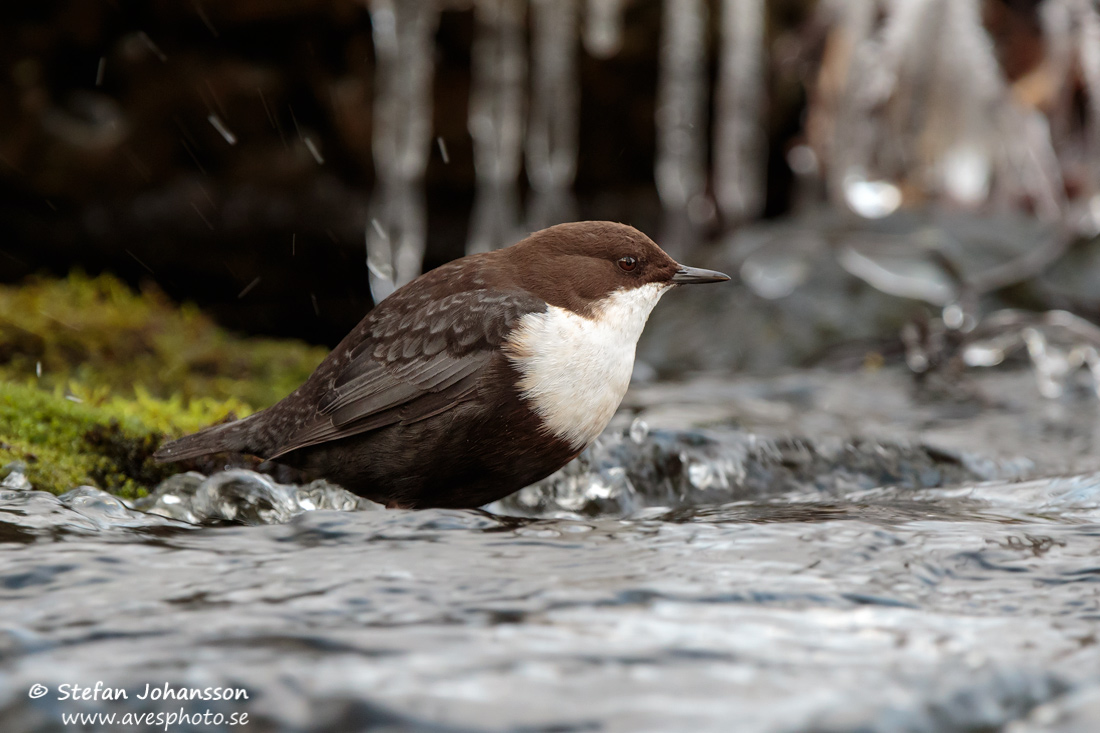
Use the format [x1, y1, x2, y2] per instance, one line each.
[2, 0, 1099, 370]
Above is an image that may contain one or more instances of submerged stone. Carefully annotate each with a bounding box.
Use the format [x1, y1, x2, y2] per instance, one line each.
[492, 426, 1026, 518]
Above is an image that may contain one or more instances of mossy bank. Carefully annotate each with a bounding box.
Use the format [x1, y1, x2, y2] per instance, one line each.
[0, 272, 327, 496]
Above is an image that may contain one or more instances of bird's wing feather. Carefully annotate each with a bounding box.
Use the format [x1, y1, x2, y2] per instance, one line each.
[266, 289, 543, 459]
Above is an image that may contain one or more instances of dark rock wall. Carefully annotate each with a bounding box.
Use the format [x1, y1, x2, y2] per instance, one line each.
[0, 0, 826, 345]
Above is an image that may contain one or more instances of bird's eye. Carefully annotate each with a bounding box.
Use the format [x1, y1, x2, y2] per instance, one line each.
[617, 256, 638, 272]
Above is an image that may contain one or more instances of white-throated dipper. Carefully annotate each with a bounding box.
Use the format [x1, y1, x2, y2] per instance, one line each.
[154, 221, 729, 508]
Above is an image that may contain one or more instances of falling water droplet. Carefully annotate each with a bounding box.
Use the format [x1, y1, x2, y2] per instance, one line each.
[371, 218, 388, 240]
[207, 114, 237, 145]
[193, 0, 219, 37]
[137, 31, 168, 62]
[189, 202, 214, 230]
[237, 277, 261, 299]
[125, 249, 155, 275]
[303, 137, 324, 164]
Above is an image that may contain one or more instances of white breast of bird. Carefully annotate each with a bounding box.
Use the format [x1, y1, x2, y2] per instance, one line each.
[505, 282, 670, 450]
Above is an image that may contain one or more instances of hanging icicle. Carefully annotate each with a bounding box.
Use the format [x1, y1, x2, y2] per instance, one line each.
[713, 0, 766, 224]
[817, 0, 1065, 221]
[467, 0, 528, 254]
[654, 0, 708, 212]
[527, 0, 579, 229]
[1042, 0, 1100, 228]
[584, 0, 626, 58]
[365, 0, 440, 302]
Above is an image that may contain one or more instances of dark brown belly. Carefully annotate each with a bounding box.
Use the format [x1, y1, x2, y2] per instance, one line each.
[278, 396, 578, 509]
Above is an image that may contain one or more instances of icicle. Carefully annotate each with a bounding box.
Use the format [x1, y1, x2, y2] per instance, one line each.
[1077, 2, 1100, 130]
[467, 0, 527, 255]
[655, 0, 709, 213]
[1039, 0, 1075, 139]
[820, 0, 1066, 220]
[583, 0, 626, 58]
[527, 0, 579, 229]
[936, 0, 1002, 209]
[1074, 1, 1100, 202]
[1040, 0, 1100, 229]
[816, 0, 881, 202]
[935, 0, 1064, 220]
[366, 0, 439, 301]
[713, 0, 766, 224]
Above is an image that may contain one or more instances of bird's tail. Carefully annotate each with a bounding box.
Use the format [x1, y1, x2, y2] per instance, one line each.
[153, 412, 266, 463]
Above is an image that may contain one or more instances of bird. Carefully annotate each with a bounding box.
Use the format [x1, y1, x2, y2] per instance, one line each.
[154, 221, 730, 509]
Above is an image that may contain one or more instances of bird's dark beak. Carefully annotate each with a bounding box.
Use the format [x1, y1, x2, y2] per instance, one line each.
[670, 265, 731, 285]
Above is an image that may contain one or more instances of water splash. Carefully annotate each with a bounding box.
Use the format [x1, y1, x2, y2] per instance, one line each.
[959, 310, 1100, 400]
[1, 469, 186, 535]
[0, 464, 374, 529]
[137, 470, 376, 526]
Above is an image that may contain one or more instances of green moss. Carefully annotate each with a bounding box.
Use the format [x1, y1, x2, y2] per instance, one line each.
[0, 381, 252, 497]
[0, 272, 329, 496]
[0, 271, 326, 406]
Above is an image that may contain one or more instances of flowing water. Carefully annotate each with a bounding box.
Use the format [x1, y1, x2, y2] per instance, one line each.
[2, 367, 1100, 732]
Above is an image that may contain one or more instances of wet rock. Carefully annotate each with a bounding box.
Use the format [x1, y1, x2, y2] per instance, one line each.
[492, 423, 1006, 518]
[641, 209, 1063, 374]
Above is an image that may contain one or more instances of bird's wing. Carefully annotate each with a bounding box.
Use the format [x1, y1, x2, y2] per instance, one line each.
[266, 289, 544, 459]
